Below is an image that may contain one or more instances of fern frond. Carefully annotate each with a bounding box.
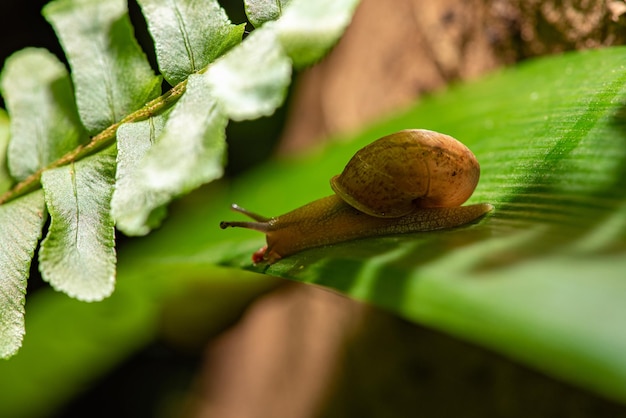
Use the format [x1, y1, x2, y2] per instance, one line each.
[0, 0, 360, 358]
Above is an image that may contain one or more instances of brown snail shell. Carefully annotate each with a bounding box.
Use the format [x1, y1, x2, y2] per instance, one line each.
[330, 129, 480, 218]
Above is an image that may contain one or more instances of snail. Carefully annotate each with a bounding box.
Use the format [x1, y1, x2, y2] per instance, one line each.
[221, 129, 493, 264]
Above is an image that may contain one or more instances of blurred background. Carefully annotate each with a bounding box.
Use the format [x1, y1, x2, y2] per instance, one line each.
[1, 0, 626, 417]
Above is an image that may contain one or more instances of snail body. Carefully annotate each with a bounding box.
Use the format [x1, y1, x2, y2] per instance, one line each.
[221, 129, 492, 264]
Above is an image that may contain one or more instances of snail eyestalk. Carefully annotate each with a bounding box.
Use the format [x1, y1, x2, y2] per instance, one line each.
[220, 204, 272, 233]
[230, 204, 270, 222]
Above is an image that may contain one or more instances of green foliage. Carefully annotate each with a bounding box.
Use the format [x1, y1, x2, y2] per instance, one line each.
[1, 41, 625, 413]
[3, 0, 622, 410]
[39, 147, 117, 301]
[137, 0, 246, 85]
[0, 263, 277, 417]
[1, 49, 86, 180]
[209, 47, 626, 402]
[0, 191, 46, 358]
[244, 0, 291, 27]
[0, 111, 14, 193]
[0, 0, 360, 358]
[244, 0, 362, 67]
[116, 78, 229, 235]
[43, 0, 163, 134]
[273, 0, 360, 67]
[205, 28, 292, 120]
[111, 112, 170, 235]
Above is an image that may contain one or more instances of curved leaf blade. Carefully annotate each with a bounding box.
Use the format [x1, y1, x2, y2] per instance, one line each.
[39, 147, 117, 301]
[0, 110, 12, 194]
[111, 113, 169, 235]
[43, 0, 161, 133]
[111, 74, 227, 235]
[275, 0, 361, 67]
[244, 0, 291, 28]
[0, 48, 86, 180]
[206, 27, 292, 121]
[138, 0, 245, 85]
[0, 191, 46, 358]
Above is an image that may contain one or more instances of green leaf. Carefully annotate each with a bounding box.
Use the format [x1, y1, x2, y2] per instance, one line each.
[111, 74, 227, 235]
[0, 191, 46, 358]
[0, 110, 12, 194]
[138, 0, 245, 85]
[206, 27, 292, 120]
[39, 146, 117, 301]
[0, 263, 276, 416]
[244, 0, 291, 27]
[0, 48, 86, 181]
[43, 0, 161, 134]
[274, 0, 361, 67]
[110, 113, 169, 235]
[213, 47, 626, 402]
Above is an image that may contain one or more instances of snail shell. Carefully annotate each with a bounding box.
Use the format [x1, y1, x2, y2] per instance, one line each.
[330, 129, 480, 218]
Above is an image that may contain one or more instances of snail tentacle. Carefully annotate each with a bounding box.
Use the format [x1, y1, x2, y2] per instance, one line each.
[220, 204, 272, 233]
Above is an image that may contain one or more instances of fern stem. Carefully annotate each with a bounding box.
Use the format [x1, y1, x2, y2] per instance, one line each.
[0, 79, 188, 205]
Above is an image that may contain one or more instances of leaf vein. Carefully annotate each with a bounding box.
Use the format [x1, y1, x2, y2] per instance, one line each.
[173, 1, 196, 74]
[69, 161, 80, 246]
[96, 39, 118, 125]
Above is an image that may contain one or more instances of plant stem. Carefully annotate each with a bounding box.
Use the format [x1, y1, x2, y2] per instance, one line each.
[0, 79, 188, 206]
